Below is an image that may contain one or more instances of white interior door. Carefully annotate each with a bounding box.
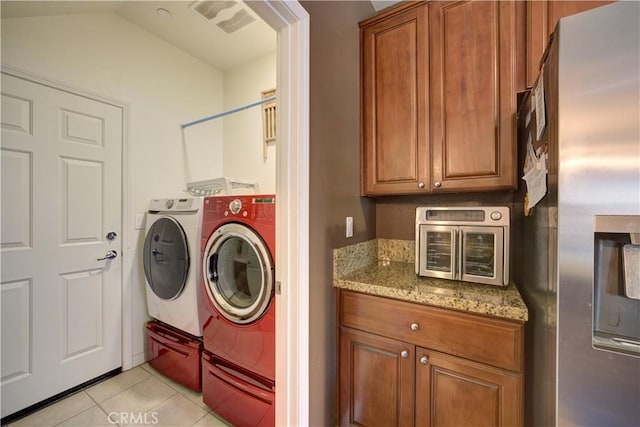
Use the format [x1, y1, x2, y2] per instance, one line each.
[1, 72, 123, 418]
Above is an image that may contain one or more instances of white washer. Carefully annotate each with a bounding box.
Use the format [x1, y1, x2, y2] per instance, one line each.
[143, 197, 203, 337]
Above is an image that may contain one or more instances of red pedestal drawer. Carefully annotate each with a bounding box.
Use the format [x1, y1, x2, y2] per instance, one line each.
[202, 351, 275, 427]
[146, 321, 202, 391]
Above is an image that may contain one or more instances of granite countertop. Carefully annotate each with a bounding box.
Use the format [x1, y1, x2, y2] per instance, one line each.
[333, 239, 529, 322]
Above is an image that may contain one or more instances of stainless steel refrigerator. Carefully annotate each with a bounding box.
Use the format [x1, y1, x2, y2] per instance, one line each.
[514, 2, 640, 426]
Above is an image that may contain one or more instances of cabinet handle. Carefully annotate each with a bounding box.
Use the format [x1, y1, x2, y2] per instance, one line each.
[400, 350, 409, 358]
[418, 182, 425, 189]
[410, 323, 419, 331]
[420, 355, 429, 365]
[434, 181, 442, 188]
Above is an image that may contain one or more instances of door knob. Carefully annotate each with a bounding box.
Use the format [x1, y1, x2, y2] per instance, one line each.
[410, 323, 419, 331]
[97, 250, 118, 261]
[420, 356, 429, 365]
[400, 350, 409, 358]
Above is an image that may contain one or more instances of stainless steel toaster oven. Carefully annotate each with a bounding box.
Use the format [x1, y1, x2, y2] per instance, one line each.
[415, 206, 510, 286]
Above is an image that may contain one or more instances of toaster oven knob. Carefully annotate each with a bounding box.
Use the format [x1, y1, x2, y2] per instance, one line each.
[490, 211, 503, 221]
[434, 181, 442, 188]
[400, 350, 409, 358]
[410, 323, 419, 331]
[420, 356, 430, 365]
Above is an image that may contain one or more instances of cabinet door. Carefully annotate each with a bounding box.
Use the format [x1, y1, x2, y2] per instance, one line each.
[430, 1, 517, 192]
[339, 327, 414, 427]
[415, 348, 523, 427]
[361, 4, 429, 196]
[526, 1, 615, 88]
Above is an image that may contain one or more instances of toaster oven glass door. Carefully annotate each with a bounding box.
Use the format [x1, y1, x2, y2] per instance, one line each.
[459, 226, 504, 286]
[418, 225, 457, 280]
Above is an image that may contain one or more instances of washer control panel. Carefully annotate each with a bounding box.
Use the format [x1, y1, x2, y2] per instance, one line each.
[148, 198, 197, 213]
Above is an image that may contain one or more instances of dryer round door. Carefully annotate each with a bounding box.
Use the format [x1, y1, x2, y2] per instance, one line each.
[143, 217, 190, 300]
[203, 223, 274, 324]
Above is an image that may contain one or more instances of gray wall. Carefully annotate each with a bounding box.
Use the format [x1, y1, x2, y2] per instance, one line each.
[301, 1, 376, 425]
[301, 2, 521, 424]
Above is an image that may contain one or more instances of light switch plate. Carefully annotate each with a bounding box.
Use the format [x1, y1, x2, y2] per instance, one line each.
[346, 216, 353, 238]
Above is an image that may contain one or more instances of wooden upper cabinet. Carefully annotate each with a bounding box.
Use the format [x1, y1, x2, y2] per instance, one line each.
[526, 1, 615, 87]
[429, 1, 517, 192]
[360, 2, 429, 196]
[360, 0, 518, 196]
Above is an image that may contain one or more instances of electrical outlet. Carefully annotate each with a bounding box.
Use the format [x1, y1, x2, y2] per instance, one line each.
[346, 216, 353, 238]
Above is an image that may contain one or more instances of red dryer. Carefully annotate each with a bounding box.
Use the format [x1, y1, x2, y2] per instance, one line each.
[199, 195, 275, 427]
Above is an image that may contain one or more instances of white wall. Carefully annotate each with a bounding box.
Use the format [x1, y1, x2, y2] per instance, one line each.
[222, 53, 277, 194]
[1, 12, 225, 364]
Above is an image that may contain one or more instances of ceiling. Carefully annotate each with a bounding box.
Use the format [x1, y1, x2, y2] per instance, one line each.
[370, 0, 403, 12]
[1, 1, 406, 70]
[0, 0, 277, 71]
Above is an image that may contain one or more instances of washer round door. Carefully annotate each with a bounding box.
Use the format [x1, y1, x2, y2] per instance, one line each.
[143, 217, 190, 300]
[203, 223, 274, 324]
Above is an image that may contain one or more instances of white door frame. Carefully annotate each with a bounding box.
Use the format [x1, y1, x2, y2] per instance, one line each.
[246, 1, 310, 426]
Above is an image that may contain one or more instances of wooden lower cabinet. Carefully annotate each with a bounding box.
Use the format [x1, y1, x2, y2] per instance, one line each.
[339, 327, 414, 427]
[415, 348, 522, 427]
[337, 290, 524, 427]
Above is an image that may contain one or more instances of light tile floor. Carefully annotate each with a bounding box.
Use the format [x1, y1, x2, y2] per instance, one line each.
[6, 364, 231, 427]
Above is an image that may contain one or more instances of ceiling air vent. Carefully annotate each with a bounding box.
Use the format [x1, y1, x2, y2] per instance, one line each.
[190, 1, 256, 34]
[216, 9, 255, 34]
[191, 1, 235, 21]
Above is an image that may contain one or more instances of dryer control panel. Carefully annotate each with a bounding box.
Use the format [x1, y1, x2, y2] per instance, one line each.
[204, 195, 275, 222]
